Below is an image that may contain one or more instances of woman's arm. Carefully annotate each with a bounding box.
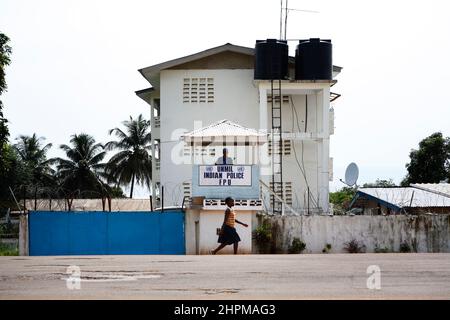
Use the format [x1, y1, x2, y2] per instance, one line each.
[235, 219, 248, 227]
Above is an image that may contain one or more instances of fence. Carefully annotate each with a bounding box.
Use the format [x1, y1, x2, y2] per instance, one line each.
[27, 211, 185, 255]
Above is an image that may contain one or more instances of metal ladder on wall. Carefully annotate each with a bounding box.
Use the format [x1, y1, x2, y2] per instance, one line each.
[270, 79, 283, 214]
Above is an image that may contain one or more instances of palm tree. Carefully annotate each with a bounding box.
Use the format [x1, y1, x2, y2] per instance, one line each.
[13, 133, 54, 187]
[51, 133, 107, 197]
[105, 114, 152, 198]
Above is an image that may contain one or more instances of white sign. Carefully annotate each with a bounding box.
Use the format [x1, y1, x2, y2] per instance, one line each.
[199, 165, 252, 186]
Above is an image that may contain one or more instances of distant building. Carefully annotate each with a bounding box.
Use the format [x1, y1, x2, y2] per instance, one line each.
[136, 43, 342, 214]
[349, 186, 450, 215]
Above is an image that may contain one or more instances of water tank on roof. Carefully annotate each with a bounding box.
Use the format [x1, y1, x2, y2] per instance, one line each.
[295, 38, 332, 80]
[254, 39, 289, 80]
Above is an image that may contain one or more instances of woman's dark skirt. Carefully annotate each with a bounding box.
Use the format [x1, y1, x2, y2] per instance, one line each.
[218, 224, 241, 245]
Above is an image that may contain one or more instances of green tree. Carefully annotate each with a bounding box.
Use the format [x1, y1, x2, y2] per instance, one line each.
[402, 132, 450, 185]
[363, 178, 396, 188]
[0, 32, 12, 175]
[51, 133, 108, 198]
[105, 114, 152, 198]
[329, 186, 356, 209]
[13, 134, 54, 187]
[0, 144, 28, 202]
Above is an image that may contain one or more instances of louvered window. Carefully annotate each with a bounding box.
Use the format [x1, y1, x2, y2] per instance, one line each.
[267, 95, 290, 103]
[182, 182, 191, 197]
[183, 146, 216, 156]
[269, 182, 293, 205]
[268, 139, 291, 156]
[183, 78, 214, 103]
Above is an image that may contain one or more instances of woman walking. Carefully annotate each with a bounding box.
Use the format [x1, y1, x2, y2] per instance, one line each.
[210, 197, 248, 255]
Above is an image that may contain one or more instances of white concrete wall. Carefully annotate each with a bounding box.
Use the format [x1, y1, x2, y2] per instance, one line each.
[257, 214, 450, 254]
[199, 210, 253, 255]
[185, 208, 254, 255]
[160, 69, 259, 206]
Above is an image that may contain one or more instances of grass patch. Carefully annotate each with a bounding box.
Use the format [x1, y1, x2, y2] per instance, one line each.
[0, 242, 19, 256]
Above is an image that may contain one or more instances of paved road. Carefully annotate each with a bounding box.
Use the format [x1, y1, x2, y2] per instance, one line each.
[1, 254, 449, 299]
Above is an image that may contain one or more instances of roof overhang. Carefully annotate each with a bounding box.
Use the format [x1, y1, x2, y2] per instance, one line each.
[180, 119, 267, 146]
[135, 87, 156, 104]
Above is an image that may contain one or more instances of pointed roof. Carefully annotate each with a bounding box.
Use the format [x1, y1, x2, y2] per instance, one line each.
[140, 43, 254, 76]
[180, 119, 267, 145]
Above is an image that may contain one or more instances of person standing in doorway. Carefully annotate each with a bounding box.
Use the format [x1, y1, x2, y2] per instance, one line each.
[210, 197, 248, 255]
[215, 148, 233, 165]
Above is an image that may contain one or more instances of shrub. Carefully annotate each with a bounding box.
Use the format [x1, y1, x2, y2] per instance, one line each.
[399, 241, 411, 253]
[252, 221, 272, 253]
[288, 237, 306, 254]
[322, 243, 332, 253]
[344, 239, 366, 253]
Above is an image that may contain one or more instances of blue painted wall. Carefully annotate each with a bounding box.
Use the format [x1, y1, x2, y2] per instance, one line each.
[28, 211, 185, 256]
[192, 165, 260, 199]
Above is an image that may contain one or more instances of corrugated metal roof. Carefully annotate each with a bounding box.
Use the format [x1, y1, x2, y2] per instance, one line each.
[180, 119, 266, 143]
[358, 187, 450, 208]
[411, 183, 450, 198]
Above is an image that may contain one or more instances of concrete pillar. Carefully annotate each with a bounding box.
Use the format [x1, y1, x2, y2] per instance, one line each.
[319, 87, 330, 213]
[150, 98, 156, 209]
[259, 86, 268, 131]
[258, 85, 270, 176]
[19, 214, 29, 256]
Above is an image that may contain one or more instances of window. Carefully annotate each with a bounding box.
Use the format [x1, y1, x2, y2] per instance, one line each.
[268, 139, 291, 156]
[267, 95, 290, 103]
[269, 182, 293, 205]
[183, 146, 216, 156]
[183, 78, 214, 103]
[182, 182, 191, 198]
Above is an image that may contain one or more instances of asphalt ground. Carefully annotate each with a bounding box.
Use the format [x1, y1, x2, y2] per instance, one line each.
[0, 253, 449, 299]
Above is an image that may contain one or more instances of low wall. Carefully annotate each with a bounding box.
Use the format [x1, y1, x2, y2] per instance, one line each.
[185, 209, 255, 255]
[255, 214, 450, 253]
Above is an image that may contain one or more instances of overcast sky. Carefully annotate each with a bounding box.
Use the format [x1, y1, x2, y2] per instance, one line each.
[1, 0, 450, 197]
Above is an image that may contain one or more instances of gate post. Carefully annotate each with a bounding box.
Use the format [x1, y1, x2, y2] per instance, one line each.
[19, 214, 29, 256]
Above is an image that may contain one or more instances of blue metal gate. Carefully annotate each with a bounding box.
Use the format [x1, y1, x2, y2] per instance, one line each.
[28, 211, 185, 255]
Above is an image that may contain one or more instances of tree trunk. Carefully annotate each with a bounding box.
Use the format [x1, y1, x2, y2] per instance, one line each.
[130, 173, 135, 198]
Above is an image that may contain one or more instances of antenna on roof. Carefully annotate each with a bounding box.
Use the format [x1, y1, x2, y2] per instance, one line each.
[340, 162, 359, 187]
[279, 0, 320, 40]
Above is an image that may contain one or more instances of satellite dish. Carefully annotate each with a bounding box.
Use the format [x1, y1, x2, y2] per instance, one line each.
[343, 162, 359, 186]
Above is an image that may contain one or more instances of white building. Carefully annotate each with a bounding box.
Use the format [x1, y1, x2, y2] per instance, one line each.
[136, 43, 342, 214]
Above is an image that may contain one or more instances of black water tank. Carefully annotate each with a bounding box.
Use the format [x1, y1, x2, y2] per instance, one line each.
[295, 38, 332, 80]
[254, 39, 289, 80]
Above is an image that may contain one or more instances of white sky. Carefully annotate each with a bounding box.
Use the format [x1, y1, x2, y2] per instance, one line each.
[1, 0, 450, 197]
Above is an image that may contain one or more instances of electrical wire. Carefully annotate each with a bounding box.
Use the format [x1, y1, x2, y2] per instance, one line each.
[280, 0, 283, 40]
[284, 0, 289, 40]
[290, 96, 319, 209]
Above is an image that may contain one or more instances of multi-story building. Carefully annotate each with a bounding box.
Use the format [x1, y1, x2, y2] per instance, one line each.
[136, 43, 341, 214]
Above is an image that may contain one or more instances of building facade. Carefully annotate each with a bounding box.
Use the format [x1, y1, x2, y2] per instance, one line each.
[136, 43, 342, 214]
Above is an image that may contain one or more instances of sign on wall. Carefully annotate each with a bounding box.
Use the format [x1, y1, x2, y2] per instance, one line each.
[199, 165, 252, 186]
